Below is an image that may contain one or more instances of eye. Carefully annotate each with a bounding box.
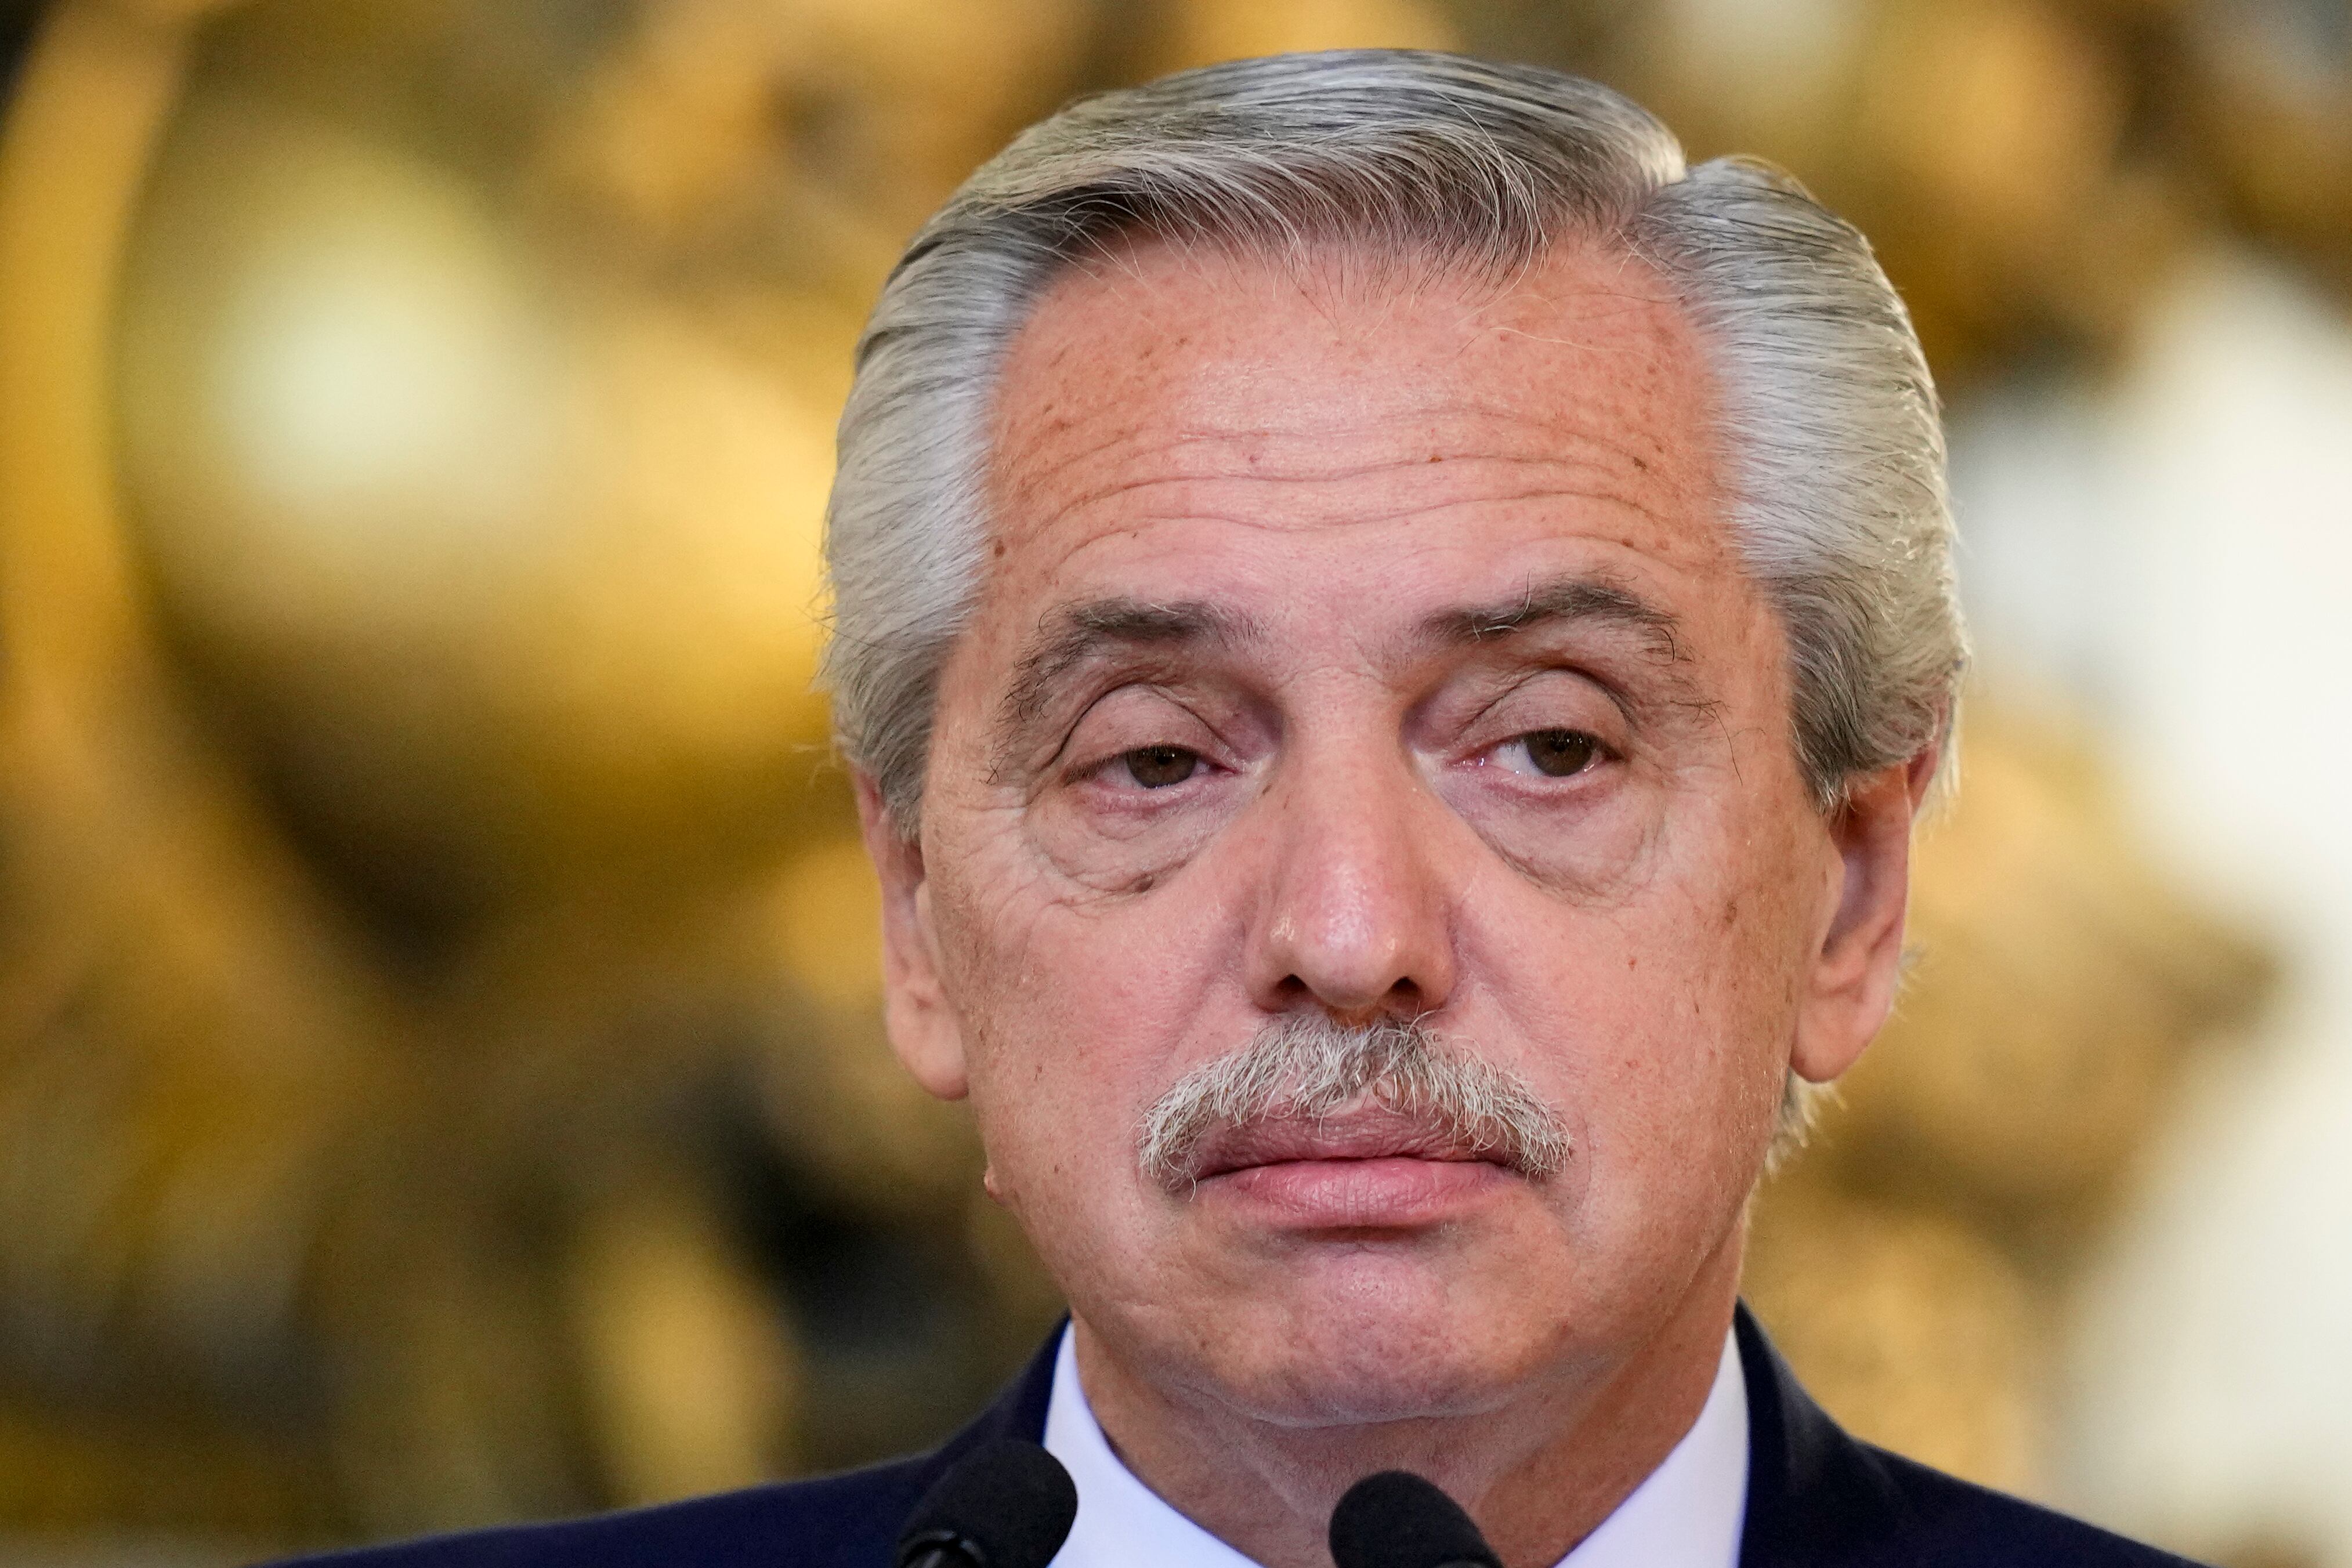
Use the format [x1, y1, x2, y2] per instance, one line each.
[1116, 744, 1204, 788]
[1497, 729, 1605, 778]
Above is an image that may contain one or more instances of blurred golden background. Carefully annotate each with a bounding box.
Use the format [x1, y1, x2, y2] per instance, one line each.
[0, 1, 2347, 1563]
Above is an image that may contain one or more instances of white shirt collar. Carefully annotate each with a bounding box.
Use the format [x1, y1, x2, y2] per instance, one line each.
[1042, 1325, 1749, 1568]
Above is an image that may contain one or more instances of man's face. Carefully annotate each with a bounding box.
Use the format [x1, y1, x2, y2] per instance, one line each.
[867, 238, 1888, 1425]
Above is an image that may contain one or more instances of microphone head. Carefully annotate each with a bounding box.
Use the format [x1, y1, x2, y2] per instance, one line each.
[895, 1436, 1079, 1568]
[1329, 1471, 1504, 1568]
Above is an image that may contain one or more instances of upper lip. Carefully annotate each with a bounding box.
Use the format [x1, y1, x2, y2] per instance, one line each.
[1186, 1105, 1504, 1182]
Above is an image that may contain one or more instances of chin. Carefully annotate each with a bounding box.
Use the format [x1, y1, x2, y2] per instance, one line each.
[1225, 1328, 1522, 1428]
[1199, 1266, 1548, 1428]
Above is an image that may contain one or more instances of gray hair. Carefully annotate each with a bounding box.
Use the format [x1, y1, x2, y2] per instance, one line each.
[821, 50, 1966, 1154]
[1138, 1015, 1572, 1193]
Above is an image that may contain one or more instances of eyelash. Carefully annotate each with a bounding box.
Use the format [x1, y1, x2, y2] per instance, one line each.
[1103, 744, 1207, 791]
[1475, 727, 1620, 787]
[1079, 727, 1615, 798]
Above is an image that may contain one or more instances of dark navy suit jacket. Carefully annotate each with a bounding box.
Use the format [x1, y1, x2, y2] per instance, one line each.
[280, 1307, 2203, 1567]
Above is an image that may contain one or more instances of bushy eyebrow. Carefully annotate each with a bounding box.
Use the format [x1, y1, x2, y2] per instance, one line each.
[997, 597, 1260, 741]
[1419, 575, 1686, 664]
[989, 575, 1697, 772]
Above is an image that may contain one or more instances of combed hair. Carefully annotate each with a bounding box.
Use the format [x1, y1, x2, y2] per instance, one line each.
[820, 50, 1968, 1148]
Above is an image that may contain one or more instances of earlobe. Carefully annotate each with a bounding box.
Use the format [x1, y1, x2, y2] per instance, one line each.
[853, 773, 972, 1102]
[1789, 745, 1935, 1085]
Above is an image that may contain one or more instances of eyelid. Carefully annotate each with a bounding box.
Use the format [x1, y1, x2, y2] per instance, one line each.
[1021, 661, 1193, 768]
[1453, 667, 1630, 755]
[1056, 686, 1230, 780]
[1485, 726, 1619, 775]
[1084, 741, 1212, 792]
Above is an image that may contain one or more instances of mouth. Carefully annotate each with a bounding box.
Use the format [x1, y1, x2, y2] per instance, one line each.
[1181, 1107, 1520, 1229]
[1188, 1106, 1510, 1181]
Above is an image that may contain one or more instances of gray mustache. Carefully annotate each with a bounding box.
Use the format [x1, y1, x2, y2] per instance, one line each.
[1138, 1015, 1573, 1192]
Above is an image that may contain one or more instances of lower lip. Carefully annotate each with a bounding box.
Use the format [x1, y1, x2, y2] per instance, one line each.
[1197, 1156, 1512, 1228]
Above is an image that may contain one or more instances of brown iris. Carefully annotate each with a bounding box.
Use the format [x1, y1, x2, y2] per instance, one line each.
[1522, 730, 1600, 777]
[1121, 745, 1200, 788]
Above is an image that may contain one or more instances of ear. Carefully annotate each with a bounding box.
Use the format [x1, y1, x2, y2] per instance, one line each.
[1790, 741, 1940, 1085]
[853, 771, 971, 1102]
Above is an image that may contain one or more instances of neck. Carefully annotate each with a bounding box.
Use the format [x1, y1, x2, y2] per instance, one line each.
[1070, 1232, 1745, 1568]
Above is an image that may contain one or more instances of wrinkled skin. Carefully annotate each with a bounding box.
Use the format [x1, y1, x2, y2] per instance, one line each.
[856, 237, 1933, 1568]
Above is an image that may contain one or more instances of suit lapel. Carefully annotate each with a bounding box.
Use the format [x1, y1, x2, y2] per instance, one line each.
[810, 1328, 1062, 1568]
[902, 1321, 1063, 1486]
[1734, 1303, 1912, 1567]
[921, 1310, 1915, 1567]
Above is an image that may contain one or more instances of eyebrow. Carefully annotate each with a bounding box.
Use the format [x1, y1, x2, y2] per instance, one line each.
[997, 597, 1260, 741]
[989, 575, 1695, 770]
[1419, 576, 1687, 667]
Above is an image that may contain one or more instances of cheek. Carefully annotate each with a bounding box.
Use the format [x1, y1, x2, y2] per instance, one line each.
[1466, 821, 1808, 1182]
[1443, 779, 1661, 904]
[926, 838, 1240, 1201]
[1026, 779, 1236, 896]
[1618, 836, 1818, 1171]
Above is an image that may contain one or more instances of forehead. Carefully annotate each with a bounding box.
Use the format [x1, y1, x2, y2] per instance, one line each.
[974, 233, 1746, 672]
[992, 233, 1718, 523]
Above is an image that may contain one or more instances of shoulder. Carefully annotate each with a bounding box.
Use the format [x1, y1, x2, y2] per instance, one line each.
[264, 1458, 935, 1568]
[1734, 1305, 2207, 1568]
[1843, 1440, 2208, 1568]
[267, 1322, 1066, 1568]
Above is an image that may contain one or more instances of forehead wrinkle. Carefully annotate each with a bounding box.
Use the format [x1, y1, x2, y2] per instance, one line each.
[999, 396, 1684, 516]
[1069, 491, 1679, 552]
[1009, 388, 1667, 463]
[1003, 446, 1684, 549]
[1019, 473, 1686, 566]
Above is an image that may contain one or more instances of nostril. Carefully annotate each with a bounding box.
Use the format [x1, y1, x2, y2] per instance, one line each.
[1316, 988, 1427, 1034]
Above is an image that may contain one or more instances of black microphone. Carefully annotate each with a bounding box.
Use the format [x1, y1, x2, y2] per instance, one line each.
[1329, 1470, 1504, 1568]
[894, 1436, 1079, 1568]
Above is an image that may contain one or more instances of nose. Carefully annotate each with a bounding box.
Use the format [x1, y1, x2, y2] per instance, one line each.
[1242, 750, 1457, 1023]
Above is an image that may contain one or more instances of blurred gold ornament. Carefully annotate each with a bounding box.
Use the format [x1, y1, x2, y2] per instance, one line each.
[543, 0, 1096, 257]
[566, 1188, 807, 1506]
[1746, 1184, 2045, 1493]
[0, 0, 1059, 1547]
[1828, 705, 2273, 1220]
[0, 0, 2322, 1552]
[1564, 0, 2352, 385]
[761, 839, 986, 1222]
[1748, 702, 2274, 1494]
[1149, 0, 1459, 75]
